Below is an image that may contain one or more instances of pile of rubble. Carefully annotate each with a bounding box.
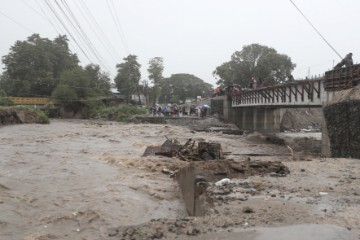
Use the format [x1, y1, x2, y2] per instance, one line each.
[143, 138, 224, 161]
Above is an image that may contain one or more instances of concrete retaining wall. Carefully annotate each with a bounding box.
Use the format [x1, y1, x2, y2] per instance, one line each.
[176, 163, 207, 216]
[323, 100, 360, 158]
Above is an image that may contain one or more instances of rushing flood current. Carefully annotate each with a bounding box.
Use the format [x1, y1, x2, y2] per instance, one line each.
[0, 120, 185, 239]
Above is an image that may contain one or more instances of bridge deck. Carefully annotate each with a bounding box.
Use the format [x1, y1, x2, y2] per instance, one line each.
[231, 79, 326, 107]
[231, 64, 360, 108]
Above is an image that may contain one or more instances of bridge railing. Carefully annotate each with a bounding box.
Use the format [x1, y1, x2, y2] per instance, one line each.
[10, 97, 58, 105]
[231, 79, 324, 107]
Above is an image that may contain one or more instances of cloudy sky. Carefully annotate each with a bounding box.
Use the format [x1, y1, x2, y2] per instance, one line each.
[1, 0, 359, 86]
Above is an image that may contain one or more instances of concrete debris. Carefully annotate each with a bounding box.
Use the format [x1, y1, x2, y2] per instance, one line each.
[143, 138, 224, 161]
[214, 178, 231, 187]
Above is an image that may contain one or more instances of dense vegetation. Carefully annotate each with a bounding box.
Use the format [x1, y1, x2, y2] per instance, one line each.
[0, 35, 296, 120]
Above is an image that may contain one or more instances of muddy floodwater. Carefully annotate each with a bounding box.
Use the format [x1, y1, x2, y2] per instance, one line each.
[1, 119, 359, 240]
[0, 120, 187, 239]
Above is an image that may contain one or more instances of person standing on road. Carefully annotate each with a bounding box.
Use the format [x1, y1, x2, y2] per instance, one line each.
[252, 77, 257, 89]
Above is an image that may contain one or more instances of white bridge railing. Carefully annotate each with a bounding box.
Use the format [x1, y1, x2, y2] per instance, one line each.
[231, 78, 335, 107]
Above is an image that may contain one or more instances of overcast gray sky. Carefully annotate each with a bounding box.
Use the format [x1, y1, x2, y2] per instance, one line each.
[1, 0, 359, 86]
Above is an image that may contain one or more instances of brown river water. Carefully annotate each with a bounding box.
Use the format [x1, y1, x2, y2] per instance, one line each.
[0, 119, 358, 240]
[0, 120, 185, 239]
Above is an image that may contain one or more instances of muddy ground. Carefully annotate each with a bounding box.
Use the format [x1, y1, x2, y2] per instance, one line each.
[0, 118, 359, 239]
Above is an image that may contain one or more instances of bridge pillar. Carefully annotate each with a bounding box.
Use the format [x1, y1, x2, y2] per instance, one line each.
[223, 96, 287, 133]
[255, 109, 266, 131]
[243, 108, 254, 131]
[262, 108, 284, 133]
[229, 107, 284, 133]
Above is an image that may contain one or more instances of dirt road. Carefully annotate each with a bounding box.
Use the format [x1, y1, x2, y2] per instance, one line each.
[0, 119, 359, 239]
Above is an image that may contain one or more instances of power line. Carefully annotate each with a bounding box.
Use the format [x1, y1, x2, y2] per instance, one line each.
[289, 0, 343, 60]
[44, 0, 113, 73]
[105, 0, 130, 55]
[35, 0, 113, 74]
[21, 0, 47, 20]
[43, 0, 94, 64]
[33, 0, 91, 64]
[78, 0, 123, 60]
[72, 0, 119, 63]
[0, 10, 34, 33]
[109, 0, 130, 53]
[52, 0, 101, 64]
[58, 0, 112, 72]
[33, 0, 63, 35]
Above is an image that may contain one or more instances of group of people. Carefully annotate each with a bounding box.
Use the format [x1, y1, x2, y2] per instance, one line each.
[150, 104, 209, 118]
[150, 105, 182, 117]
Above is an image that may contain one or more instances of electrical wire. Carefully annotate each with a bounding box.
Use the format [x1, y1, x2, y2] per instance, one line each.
[43, 0, 94, 64]
[0, 10, 34, 33]
[33, 0, 64, 35]
[72, 0, 119, 63]
[44, 0, 112, 73]
[33, 0, 95, 67]
[105, 0, 130, 55]
[109, 0, 130, 53]
[35, 0, 112, 76]
[59, 0, 112, 72]
[53, 0, 103, 66]
[78, 0, 123, 60]
[289, 0, 343, 60]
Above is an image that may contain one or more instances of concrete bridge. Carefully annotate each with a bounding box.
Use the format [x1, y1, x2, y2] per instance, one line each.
[226, 64, 360, 133]
[232, 78, 332, 108]
[227, 78, 336, 134]
[212, 63, 360, 157]
[231, 63, 360, 108]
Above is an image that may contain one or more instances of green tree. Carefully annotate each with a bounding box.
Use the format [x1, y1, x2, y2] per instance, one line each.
[57, 67, 93, 99]
[147, 57, 164, 105]
[51, 84, 80, 112]
[50, 64, 111, 114]
[158, 74, 213, 104]
[51, 65, 110, 101]
[0, 73, 14, 95]
[0, 89, 6, 97]
[114, 55, 141, 101]
[84, 64, 111, 96]
[0, 86, 12, 106]
[1, 34, 79, 96]
[148, 57, 164, 85]
[213, 43, 296, 87]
